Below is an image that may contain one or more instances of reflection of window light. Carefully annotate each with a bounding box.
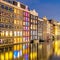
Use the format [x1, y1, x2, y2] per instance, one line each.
[14, 51, 18, 58]
[6, 31, 8, 36]
[24, 54, 28, 60]
[19, 50, 22, 56]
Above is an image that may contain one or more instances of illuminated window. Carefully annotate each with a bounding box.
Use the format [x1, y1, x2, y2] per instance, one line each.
[20, 37, 22, 42]
[1, 31, 4, 36]
[17, 31, 19, 36]
[20, 45, 22, 50]
[14, 38, 16, 43]
[26, 12, 28, 16]
[17, 20, 19, 24]
[28, 13, 29, 17]
[24, 17, 25, 21]
[14, 20, 17, 24]
[26, 17, 28, 21]
[25, 27, 28, 30]
[23, 27, 26, 30]
[26, 22, 29, 26]
[20, 20, 22, 25]
[23, 37, 26, 42]
[17, 10, 20, 14]
[27, 32, 29, 36]
[17, 38, 20, 43]
[23, 31, 25, 36]
[6, 31, 8, 37]
[31, 25, 33, 29]
[14, 8, 16, 13]
[10, 31, 13, 37]
[19, 31, 22, 36]
[14, 31, 16, 36]
[23, 22, 25, 25]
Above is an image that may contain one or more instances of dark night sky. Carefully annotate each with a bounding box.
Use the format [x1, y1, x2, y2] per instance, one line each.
[17, 0, 60, 21]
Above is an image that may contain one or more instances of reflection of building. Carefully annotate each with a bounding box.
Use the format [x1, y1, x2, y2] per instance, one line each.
[30, 10, 38, 40]
[56, 23, 60, 40]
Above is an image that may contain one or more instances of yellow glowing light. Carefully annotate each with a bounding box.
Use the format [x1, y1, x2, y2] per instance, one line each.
[5, 52, 8, 60]
[6, 31, 8, 37]
[14, 45, 17, 50]
[54, 40, 60, 56]
[1, 53, 4, 60]
[10, 31, 13, 36]
[1, 31, 4, 36]
[30, 52, 37, 59]
[9, 51, 13, 59]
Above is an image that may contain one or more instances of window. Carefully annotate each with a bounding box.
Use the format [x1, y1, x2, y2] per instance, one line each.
[23, 31, 25, 36]
[17, 20, 19, 25]
[1, 31, 4, 37]
[26, 12, 28, 17]
[6, 31, 9, 37]
[9, 8, 13, 12]
[1, 5, 4, 9]
[0, 24, 4, 28]
[23, 22, 25, 25]
[5, 6, 8, 10]
[14, 20, 17, 24]
[23, 37, 26, 42]
[17, 31, 19, 36]
[13, 1, 17, 6]
[19, 31, 22, 36]
[14, 31, 16, 36]
[14, 8, 17, 13]
[20, 3, 26, 9]
[17, 10, 20, 14]
[20, 37, 22, 42]
[10, 31, 13, 37]
[14, 38, 16, 43]
[25, 22, 29, 26]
